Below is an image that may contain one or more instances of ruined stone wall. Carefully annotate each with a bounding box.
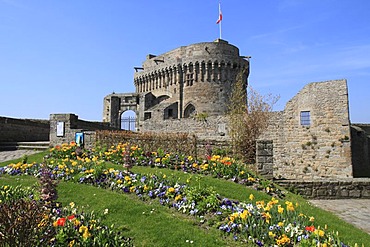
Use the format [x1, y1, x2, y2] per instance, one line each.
[258, 80, 352, 179]
[0, 116, 50, 142]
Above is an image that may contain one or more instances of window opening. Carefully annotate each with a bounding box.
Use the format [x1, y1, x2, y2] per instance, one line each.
[168, 109, 173, 118]
[300, 111, 311, 126]
[144, 112, 152, 120]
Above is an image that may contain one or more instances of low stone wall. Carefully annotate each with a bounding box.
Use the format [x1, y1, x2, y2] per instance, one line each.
[0, 116, 49, 142]
[49, 114, 117, 148]
[140, 115, 230, 142]
[276, 179, 370, 199]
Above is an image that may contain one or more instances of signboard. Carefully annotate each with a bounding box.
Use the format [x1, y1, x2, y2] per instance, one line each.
[56, 121, 64, 137]
[75, 132, 84, 147]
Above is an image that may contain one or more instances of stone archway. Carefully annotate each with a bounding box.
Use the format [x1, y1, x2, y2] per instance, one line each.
[102, 93, 139, 129]
[121, 110, 136, 131]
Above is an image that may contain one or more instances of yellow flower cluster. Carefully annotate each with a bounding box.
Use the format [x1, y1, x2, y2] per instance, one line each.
[79, 225, 91, 239]
[7, 162, 36, 171]
[276, 234, 290, 246]
[285, 201, 295, 212]
[199, 164, 209, 170]
[207, 155, 235, 166]
[167, 187, 175, 194]
[130, 145, 139, 151]
[84, 169, 95, 174]
[314, 229, 325, 237]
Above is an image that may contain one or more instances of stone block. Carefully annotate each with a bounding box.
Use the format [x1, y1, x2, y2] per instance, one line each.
[348, 189, 361, 198]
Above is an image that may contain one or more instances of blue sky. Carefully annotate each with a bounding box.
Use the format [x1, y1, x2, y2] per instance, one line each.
[1, 0, 369, 123]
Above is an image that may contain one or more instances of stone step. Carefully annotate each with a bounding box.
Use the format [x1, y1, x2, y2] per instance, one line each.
[17, 141, 50, 146]
[0, 141, 50, 151]
[17, 145, 50, 150]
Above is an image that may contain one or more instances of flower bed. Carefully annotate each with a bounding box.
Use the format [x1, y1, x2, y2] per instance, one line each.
[0, 185, 133, 246]
[0, 142, 351, 246]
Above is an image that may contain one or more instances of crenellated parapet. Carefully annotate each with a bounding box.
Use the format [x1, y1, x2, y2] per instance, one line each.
[134, 39, 249, 95]
[134, 61, 246, 93]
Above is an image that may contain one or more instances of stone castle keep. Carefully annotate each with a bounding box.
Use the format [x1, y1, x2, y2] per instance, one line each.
[103, 39, 249, 139]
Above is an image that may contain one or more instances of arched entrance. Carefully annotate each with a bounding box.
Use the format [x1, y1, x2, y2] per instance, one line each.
[121, 110, 136, 131]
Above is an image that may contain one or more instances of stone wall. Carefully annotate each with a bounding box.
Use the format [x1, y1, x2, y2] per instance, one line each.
[140, 115, 230, 142]
[256, 140, 273, 179]
[258, 80, 352, 179]
[50, 114, 117, 148]
[277, 179, 370, 199]
[0, 116, 49, 142]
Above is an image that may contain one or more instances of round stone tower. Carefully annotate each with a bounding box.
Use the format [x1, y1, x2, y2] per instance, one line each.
[134, 39, 249, 124]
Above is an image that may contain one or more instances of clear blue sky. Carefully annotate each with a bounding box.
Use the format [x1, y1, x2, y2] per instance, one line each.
[1, 0, 369, 123]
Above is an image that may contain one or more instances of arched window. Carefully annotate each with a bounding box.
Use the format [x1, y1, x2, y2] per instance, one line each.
[184, 104, 196, 118]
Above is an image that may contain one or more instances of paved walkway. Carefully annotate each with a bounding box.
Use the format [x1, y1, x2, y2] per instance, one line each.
[0, 150, 42, 163]
[310, 199, 370, 235]
[0, 150, 369, 236]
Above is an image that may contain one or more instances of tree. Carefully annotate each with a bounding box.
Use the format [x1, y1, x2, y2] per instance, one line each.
[228, 69, 279, 163]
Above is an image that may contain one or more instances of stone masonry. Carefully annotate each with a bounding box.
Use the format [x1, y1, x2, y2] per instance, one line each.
[103, 39, 249, 140]
[0, 116, 49, 142]
[258, 80, 353, 180]
[50, 114, 116, 149]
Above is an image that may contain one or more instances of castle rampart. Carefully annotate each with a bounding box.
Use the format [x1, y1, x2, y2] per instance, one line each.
[0, 116, 49, 142]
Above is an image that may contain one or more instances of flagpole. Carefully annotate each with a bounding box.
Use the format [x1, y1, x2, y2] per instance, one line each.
[219, 2, 222, 39]
[219, 17, 222, 39]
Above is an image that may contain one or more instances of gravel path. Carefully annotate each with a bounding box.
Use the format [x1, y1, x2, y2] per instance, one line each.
[0, 150, 42, 163]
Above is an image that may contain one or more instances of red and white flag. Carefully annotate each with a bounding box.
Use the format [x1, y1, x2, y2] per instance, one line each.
[216, 3, 222, 24]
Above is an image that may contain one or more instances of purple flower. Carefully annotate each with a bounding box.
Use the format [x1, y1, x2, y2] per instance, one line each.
[256, 240, 263, 247]
[148, 190, 154, 198]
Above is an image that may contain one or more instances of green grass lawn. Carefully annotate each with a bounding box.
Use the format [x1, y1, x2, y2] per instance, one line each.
[1, 152, 370, 246]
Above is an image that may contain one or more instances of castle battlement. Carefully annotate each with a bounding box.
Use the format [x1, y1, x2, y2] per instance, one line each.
[134, 39, 249, 95]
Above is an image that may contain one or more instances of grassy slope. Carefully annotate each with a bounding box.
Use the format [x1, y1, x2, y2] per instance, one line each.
[1, 153, 370, 246]
[57, 182, 234, 247]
